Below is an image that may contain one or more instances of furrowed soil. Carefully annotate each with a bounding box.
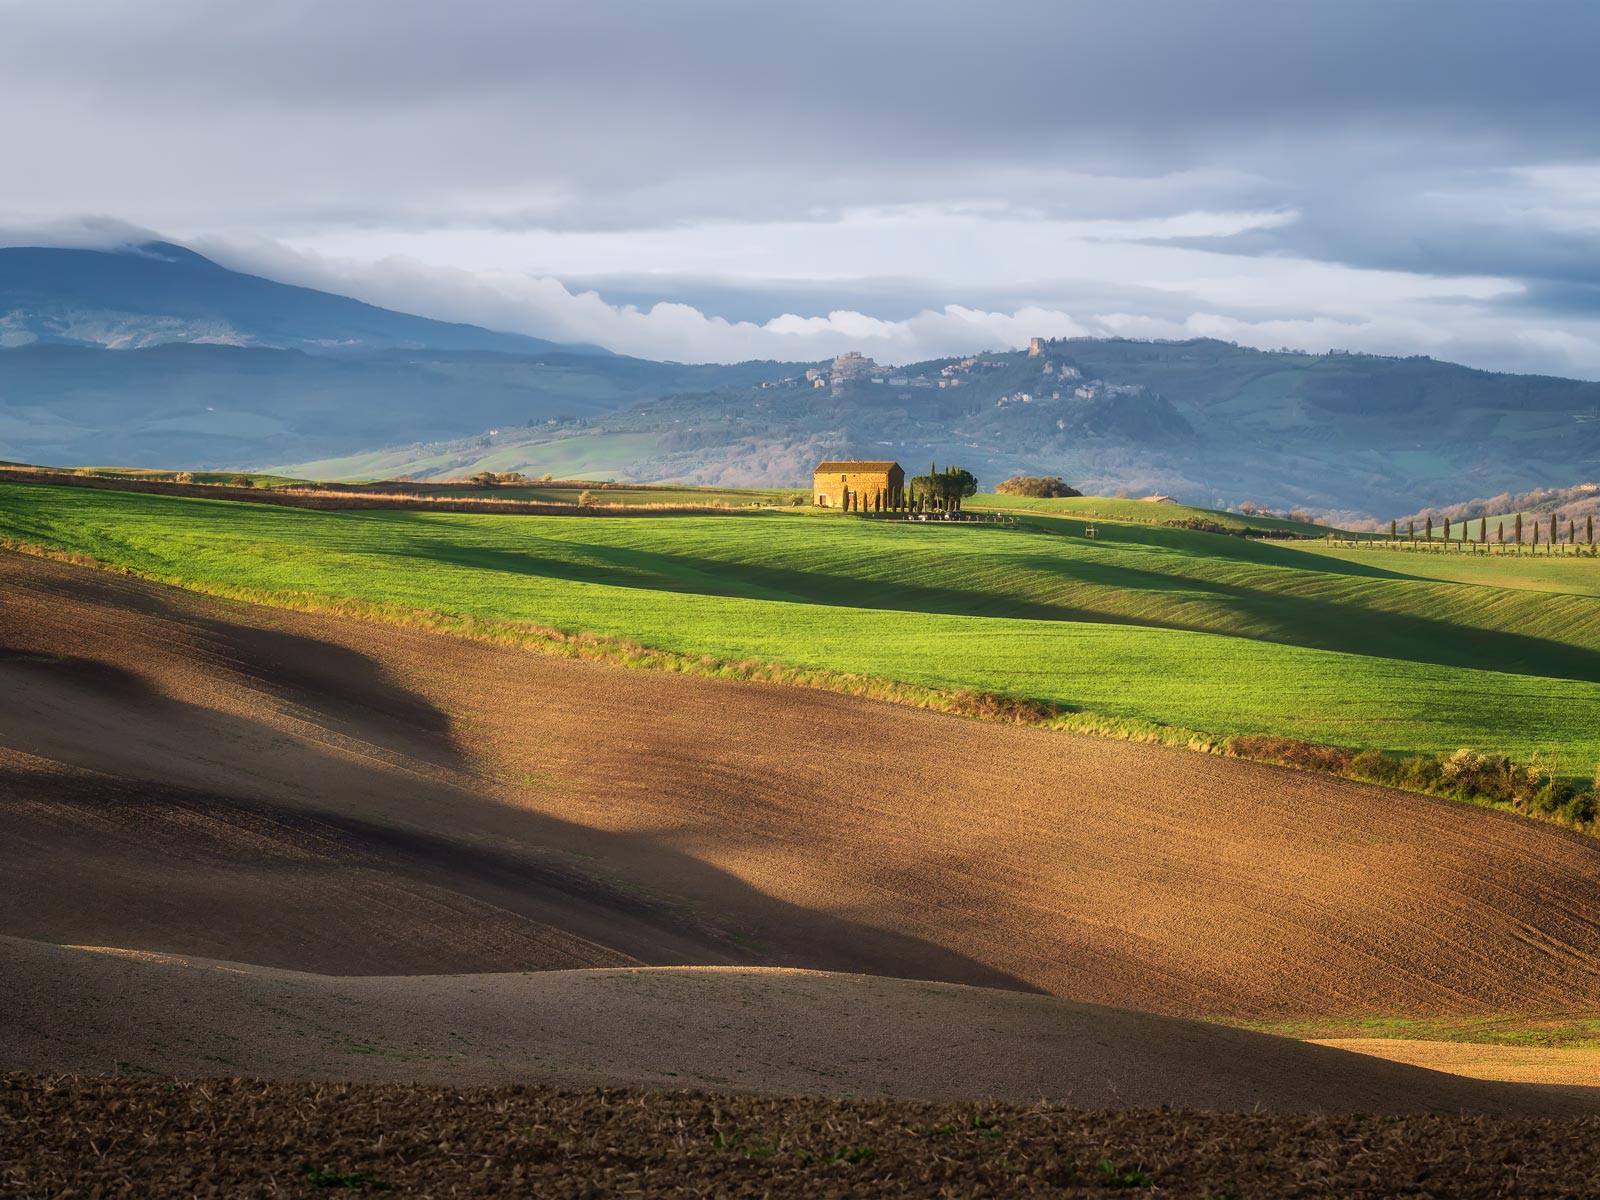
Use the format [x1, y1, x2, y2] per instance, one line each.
[8, 938, 1593, 1114]
[5, 549, 1600, 1021]
[5, 1076, 1600, 1200]
[10, 548, 1600, 1189]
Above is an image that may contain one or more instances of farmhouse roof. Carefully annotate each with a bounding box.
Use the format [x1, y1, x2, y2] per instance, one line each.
[814, 460, 901, 472]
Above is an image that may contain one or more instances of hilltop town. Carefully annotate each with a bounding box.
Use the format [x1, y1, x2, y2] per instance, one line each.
[759, 338, 1147, 409]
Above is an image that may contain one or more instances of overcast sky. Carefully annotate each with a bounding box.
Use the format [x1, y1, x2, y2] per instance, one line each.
[6, 0, 1600, 370]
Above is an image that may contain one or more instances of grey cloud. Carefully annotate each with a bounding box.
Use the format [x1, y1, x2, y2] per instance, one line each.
[8, 0, 1600, 375]
[8, 1, 1600, 196]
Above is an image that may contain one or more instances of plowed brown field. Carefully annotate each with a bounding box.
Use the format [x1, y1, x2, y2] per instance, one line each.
[10, 1077, 1600, 1200]
[5, 938, 1593, 1115]
[6, 549, 1600, 1022]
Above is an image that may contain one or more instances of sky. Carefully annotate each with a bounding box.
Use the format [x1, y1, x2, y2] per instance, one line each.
[5, 0, 1600, 371]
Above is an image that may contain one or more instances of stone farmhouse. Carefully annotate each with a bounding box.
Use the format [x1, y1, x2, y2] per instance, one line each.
[813, 459, 905, 508]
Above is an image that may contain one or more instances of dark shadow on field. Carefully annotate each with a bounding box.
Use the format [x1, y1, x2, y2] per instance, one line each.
[381, 534, 1600, 686]
[1006, 513, 1419, 580]
[380, 536, 1089, 620]
[0, 558, 1039, 993]
[0, 762, 1039, 992]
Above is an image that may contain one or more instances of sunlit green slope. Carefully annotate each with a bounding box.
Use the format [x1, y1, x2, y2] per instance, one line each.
[3, 480, 1598, 767]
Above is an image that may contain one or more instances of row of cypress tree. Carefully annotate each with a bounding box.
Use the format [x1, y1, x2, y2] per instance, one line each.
[1387, 512, 1597, 546]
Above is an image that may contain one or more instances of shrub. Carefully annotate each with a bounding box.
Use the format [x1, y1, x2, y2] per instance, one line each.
[230, 475, 255, 488]
[1350, 749, 1399, 785]
[578, 489, 596, 507]
[995, 475, 1082, 498]
[1529, 782, 1576, 816]
[1397, 755, 1443, 791]
[1438, 748, 1513, 801]
[173, 471, 195, 484]
[1227, 734, 1353, 774]
[1559, 792, 1597, 827]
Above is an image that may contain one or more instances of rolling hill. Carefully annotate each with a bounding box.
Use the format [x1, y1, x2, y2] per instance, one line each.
[7, 480, 1600, 770]
[276, 336, 1600, 518]
[7, 939, 1593, 1116]
[7, 533, 1600, 1024]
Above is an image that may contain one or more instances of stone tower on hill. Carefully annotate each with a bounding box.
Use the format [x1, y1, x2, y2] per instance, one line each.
[830, 350, 878, 394]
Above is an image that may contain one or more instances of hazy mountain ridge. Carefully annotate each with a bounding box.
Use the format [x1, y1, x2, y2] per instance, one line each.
[287, 338, 1600, 517]
[0, 243, 595, 355]
[3, 244, 1599, 515]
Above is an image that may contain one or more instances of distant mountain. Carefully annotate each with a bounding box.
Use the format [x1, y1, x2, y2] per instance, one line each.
[0, 242, 597, 355]
[4, 240, 1597, 515]
[281, 338, 1600, 517]
[0, 342, 782, 471]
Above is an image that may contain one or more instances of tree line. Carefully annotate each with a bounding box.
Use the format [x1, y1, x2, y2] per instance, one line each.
[1386, 512, 1597, 547]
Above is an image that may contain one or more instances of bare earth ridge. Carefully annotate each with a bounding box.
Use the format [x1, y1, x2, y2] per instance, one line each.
[7, 936, 1592, 1116]
[5, 549, 1600, 1022]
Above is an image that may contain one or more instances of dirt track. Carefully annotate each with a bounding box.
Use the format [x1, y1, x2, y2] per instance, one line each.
[6, 548, 1600, 1021]
[9, 937, 1591, 1115]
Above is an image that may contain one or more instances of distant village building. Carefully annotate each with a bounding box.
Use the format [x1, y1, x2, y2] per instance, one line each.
[1027, 337, 1047, 357]
[813, 459, 905, 508]
[830, 350, 879, 394]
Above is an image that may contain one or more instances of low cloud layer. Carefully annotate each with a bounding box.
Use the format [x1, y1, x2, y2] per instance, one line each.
[7, 2, 1600, 373]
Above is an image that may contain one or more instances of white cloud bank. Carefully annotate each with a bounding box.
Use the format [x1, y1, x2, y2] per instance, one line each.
[179, 216, 1600, 378]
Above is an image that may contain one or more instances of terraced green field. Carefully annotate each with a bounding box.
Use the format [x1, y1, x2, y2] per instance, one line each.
[4, 480, 1599, 771]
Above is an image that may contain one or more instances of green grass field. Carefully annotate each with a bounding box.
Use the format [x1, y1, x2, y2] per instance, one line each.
[392, 482, 807, 507]
[965, 492, 1334, 536]
[5, 479, 1599, 774]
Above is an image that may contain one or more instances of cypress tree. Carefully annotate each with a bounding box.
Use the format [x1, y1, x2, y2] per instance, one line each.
[1479, 516, 1487, 544]
[1443, 517, 1451, 542]
[1589, 514, 1594, 545]
[1515, 513, 1523, 545]
[1550, 513, 1558, 547]
[1389, 518, 1397, 541]
[1408, 520, 1415, 543]
[1425, 516, 1433, 542]
[1498, 520, 1505, 544]
[1570, 518, 1577, 546]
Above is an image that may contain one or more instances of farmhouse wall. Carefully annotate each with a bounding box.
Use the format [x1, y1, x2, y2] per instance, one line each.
[813, 461, 905, 507]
